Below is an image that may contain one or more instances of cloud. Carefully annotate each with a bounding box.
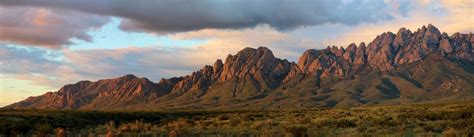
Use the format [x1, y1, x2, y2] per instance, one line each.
[0, 45, 62, 74]
[0, 30, 321, 91]
[170, 24, 326, 61]
[438, 0, 474, 33]
[1, 44, 238, 89]
[1, 19, 327, 90]
[0, 45, 68, 87]
[62, 46, 214, 80]
[0, 6, 109, 48]
[321, 0, 473, 47]
[0, 0, 404, 34]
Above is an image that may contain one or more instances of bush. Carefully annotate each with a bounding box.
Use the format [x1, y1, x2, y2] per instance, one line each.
[334, 119, 356, 128]
[1, 102, 474, 136]
[218, 115, 230, 121]
[35, 123, 53, 136]
[0, 118, 33, 135]
[283, 125, 308, 137]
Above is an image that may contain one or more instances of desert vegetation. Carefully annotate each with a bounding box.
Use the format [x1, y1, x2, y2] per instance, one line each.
[1, 101, 473, 136]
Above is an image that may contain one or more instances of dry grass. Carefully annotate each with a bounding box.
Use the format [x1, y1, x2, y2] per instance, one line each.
[1, 101, 473, 136]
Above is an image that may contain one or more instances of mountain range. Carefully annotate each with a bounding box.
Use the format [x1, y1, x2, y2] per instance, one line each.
[5, 24, 474, 110]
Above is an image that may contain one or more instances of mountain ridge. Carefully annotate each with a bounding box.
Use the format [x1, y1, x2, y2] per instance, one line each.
[6, 24, 474, 110]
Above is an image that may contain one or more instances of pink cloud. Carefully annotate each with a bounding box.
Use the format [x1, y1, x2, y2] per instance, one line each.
[0, 6, 109, 48]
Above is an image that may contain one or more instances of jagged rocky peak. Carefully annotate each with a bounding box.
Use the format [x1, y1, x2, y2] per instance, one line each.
[296, 47, 335, 77]
[394, 27, 411, 49]
[447, 32, 474, 61]
[364, 24, 441, 69]
[296, 41, 371, 79]
[156, 77, 183, 92]
[283, 62, 302, 82]
[168, 47, 295, 95]
[162, 59, 225, 93]
[412, 24, 441, 43]
[114, 74, 141, 81]
[422, 24, 442, 51]
[121, 74, 138, 79]
[328, 45, 345, 56]
[366, 31, 396, 70]
[213, 59, 223, 72]
[213, 59, 224, 79]
[354, 42, 367, 65]
[298, 49, 321, 72]
[295, 24, 472, 79]
[103, 74, 157, 87]
[440, 32, 453, 53]
[426, 24, 442, 38]
[169, 47, 294, 93]
[342, 43, 357, 62]
[220, 47, 285, 82]
[170, 65, 214, 92]
[56, 80, 92, 96]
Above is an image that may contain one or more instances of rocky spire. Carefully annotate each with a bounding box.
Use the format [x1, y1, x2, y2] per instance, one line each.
[298, 49, 320, 73]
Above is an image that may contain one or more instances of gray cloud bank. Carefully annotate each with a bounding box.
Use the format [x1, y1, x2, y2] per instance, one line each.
[0, 0, 404, 33]
[0, 6, 109, 47]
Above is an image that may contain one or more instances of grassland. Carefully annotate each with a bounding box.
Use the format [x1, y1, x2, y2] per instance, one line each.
[1, 101, 473, 136]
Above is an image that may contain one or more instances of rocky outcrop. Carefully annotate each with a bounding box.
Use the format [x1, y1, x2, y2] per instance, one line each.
[164, 59, 224, 94]
[440, 32, 453, 54]
[366, 32, 396, 70]
[297, 49, 320, 73]
[217, 47, 293, 89]
[213, 59, 223, 79]
[283, 63, 302, 82]
[296, 24, 473, 80]
[219, 47, 291, 82]
[354, 42, 367, 65]
[342, 43, 357, 63]
[171, 66, 213, 92]
[446, 33, 473, 61]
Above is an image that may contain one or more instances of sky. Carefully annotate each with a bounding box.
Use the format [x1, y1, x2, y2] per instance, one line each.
[0, 0, 473, 107]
